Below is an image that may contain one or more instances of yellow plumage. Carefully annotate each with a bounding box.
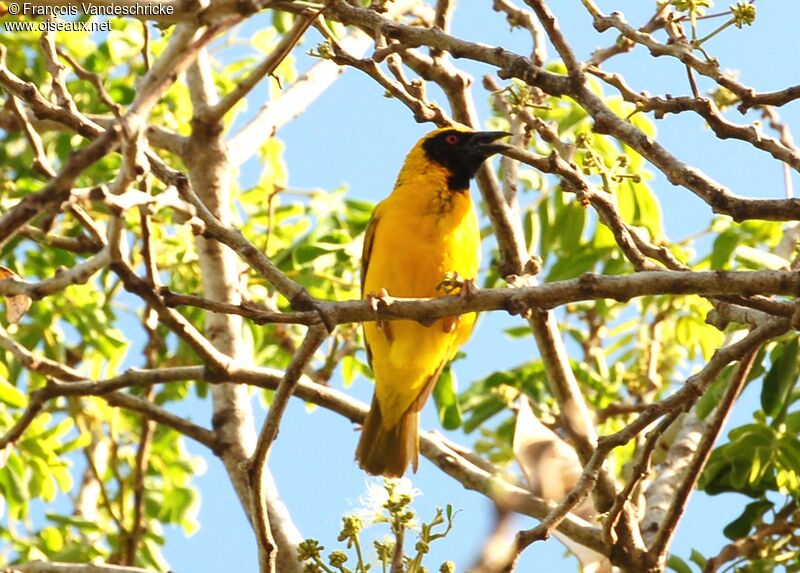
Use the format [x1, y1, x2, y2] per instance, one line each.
[355, 127, 508, 476]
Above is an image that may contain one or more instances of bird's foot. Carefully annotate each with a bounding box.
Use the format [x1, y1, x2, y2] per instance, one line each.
[367, 288, 394, 341]
[367, 287, 394, 311]
[436, 271, 462, 294]
[436, 274, 478, 332]
[436, 271, 478, 296]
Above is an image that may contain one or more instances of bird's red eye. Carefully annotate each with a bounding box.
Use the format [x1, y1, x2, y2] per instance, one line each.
[445, 134, 459, 145]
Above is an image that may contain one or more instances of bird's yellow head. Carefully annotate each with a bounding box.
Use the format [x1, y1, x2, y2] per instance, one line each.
[399, 127, 510, 192]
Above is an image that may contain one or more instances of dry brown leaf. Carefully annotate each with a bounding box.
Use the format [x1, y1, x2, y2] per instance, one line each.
[0, 265, 32, 324]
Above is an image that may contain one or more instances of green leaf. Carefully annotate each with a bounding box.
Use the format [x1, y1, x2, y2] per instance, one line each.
[689, 549, 707, 569]
[546, 247, 600, 282]
[139, 536, 170, 571]
[761, 338, 799, 419]
[461, 396, 506, 433]
[0, 376, 26, 408]
[696, 366, 732, 420]
[57, 432, 93, 455]
[734, 246, 789, 271]
[537, 198, 553, 263]
[747, 447, 769, 486]
[632, 181, 664, 238]
[675, 315, 695, 347]
[667, 554, 694, 573]
[629, 108, 657, 139]
[616, 178, 637, 223]
[167, 486, 198, 523]
[710, 230, 738, 270]
[786, 410, 800, 433]
[593, 222, 617, 250]
[29, 456, 57, 501]
[504, 326, 532, 339]
[293, 244, 334, 266]
[777, 437, 800, 491]
[723, 500, 774, 540]
[46, 512, 102, 532]
[523, 208, 538, 255]
[0, 464, 27, 509]
[554, 195, 585, 253]
[341, 355, 357, 387]
[433, 367, 462, 430]
[272, 10, 295, 33]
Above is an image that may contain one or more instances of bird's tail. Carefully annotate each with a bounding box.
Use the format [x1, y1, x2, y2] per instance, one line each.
[355, 394, 419, 477]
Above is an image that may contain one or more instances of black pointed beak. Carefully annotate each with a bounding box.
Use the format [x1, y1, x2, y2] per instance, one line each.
[466, 131, 512, 158]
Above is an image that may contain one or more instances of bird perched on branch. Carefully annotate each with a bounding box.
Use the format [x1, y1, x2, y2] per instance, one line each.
[355, 126, 509, 477]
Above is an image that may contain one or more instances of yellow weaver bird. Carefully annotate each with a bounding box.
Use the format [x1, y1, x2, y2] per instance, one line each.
[356, 126, 508, 477]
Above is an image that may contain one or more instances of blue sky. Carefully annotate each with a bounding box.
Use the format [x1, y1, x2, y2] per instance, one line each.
[155, 2, 800, 572]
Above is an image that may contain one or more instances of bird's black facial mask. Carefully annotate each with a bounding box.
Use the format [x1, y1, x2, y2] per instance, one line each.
[422, 129, 510, 191]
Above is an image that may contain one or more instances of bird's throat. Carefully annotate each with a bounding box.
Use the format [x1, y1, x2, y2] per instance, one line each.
[447, 171, 472, 192]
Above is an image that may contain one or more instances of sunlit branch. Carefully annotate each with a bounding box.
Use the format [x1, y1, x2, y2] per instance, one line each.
[148, 270, 800, 328]
[646, 349, 760, 566]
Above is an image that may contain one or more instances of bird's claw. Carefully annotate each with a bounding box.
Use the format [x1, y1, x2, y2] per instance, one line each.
[368, 288, 395, 341]
[436, 274, 478, 332]
[436, 271, 461, 294]
[367, 288, 394, 311]
[436, 271, 478, 296]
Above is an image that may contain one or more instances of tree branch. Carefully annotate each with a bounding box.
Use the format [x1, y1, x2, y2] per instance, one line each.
[646, 349, 760, 567]
[703, 502, 798, 573]
[587, 67, 800, 173]
[0, 127, 120, 249]
[0, 324, 218, 451]
[137, 270, 800, 329]
[498, 317, 787, 570]
[103, 392, 216, 448]
[492, 0, 547, 66]
[0, 354, 606, 557]
[246, 324, 328, 573]
[8, 313, 774, 569]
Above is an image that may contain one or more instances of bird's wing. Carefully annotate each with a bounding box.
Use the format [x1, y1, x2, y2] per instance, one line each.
[361, 209, 381, 369]
[360, 211, 380, 298]
[410, 360, 447, 413]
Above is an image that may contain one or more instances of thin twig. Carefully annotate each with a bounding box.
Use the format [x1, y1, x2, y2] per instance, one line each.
[56, 48, 123, 117]
[602, 409, 682, 545]
[7, 96, 56, 177]
[0, 351, 605, 555]
[103, 392, 216, 448]
[39, 19, 79, 113]
[205, 6, 323, 122]
[83, 443, 127, 534]
[703, 502, 798, 573]
[390, 526, 405, 573]
[493, 0, 547, 66]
